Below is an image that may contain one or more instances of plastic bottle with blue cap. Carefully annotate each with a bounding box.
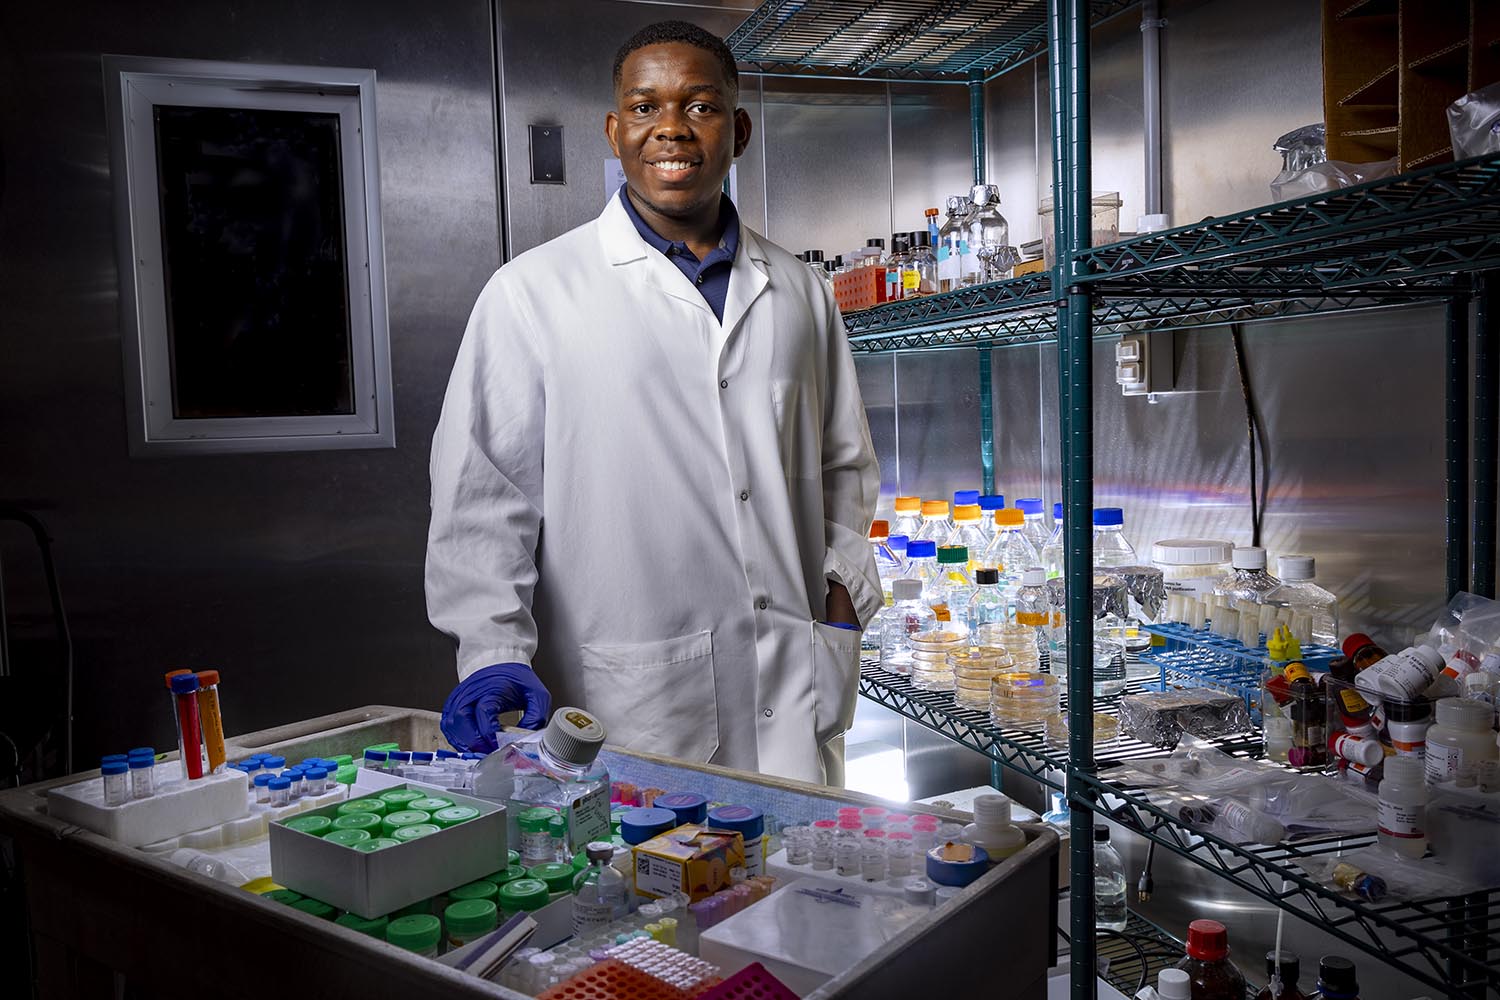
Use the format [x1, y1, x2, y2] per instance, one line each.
[707, 805, 765, 877]
[128, 755, 156, 800]
[1015, 498, 1051, 554]
[268, 775, 292, 807]
[252, 771, 274, 804]
[1042, 502, 1064, 579]
[101, 760, 129, 806]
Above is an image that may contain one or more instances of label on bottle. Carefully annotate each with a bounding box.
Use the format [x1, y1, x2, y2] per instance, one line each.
[1338, 688, 1370, 714]
[936, 246, 950, 262]
[1377, 799, 1426, 839]
[1391, 735, 1426, 759]
[902, 269, 920, 291]
[572, 897, 615, 935]
[1016, 611, 1048, 627]
[1424, 742, 1466, 784]
[1283, 662, 1312, 685]
[569, 783, 611, 846]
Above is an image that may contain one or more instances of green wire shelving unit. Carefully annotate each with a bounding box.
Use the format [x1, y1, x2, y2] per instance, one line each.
[729, 0, 1500, 996]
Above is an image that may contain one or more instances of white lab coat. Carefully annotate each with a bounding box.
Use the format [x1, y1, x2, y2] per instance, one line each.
[425, 194, 882, 785]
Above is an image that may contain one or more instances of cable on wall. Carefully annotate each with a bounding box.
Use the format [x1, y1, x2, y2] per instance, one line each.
[1229, 325, 1268, 547]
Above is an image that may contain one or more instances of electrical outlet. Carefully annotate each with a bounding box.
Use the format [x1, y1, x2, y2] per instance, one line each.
[1115, 331, 1174, 398]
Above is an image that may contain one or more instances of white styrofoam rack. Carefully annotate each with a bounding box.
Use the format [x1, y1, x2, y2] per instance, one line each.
[46, 764, 250, 848]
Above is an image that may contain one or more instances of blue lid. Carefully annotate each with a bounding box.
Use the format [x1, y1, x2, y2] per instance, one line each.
[412, 751, 434, 763]
[979, 494, 1006, 510]
[1053, 502, 1063, 519]
[254, 773, 274, 787]
[284, 767, 305, 779]
[620, 807, 678, 845]
[101, 754, 128, 765]
[1093, 507, 1124, 527]
[435, 750, 458, 760]
[101, 761, 128, 776]
[706, 804, 764, 840]
[363, 750, 387, 762]
[953, 490, 980, 506]
[268, 776, 291, 790]
[462, 752, 485, 760]
[906, 539, 937, 559]
[242, 760, 262, 772]
[655, 791, 709, 825]
[925, 843, 991, 886]
[389, 751, 411, 762]
[1017, 498, 1044, 515]
[128, 747, 155, 758]
[129, 756, 153, 769]
[264, 755, 286, 768]
[169, 673, 200, 694]
[887, 534, 909, 552]
[307, 767, 328, 780]
[249, 753, 272, 762]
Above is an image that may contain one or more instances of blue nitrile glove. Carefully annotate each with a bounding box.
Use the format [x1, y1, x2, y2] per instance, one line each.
[822, 622, 862, 632]
[440, 663, 552, 752]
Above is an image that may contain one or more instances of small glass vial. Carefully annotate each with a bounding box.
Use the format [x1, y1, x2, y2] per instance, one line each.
[785, 827, 811, 865]
[810, 836, 834, 871]
[908, 230, 938, 296]
[269, 775, 292, 807]
[129, 756, 156, 800]
[253, 772, 273, 803]
[835, 840, 860, 877]
[102, 760, 129, 806]
[363, 750, 388, 771]
[887, 833, 914, 877]
[860, 844, 887, 882]
[304, 767, 328, 796]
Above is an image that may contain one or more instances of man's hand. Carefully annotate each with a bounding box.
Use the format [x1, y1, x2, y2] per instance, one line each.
[440, 663, 552, 752]
[825, 581, 860, 629]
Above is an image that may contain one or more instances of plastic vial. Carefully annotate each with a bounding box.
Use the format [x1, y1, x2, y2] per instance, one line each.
[362, 750, 387, 771]
[284, 769, 305, 799]
[886, 834, 914, 877]
[1041, 502, 1064, 579]
[785, 828, 811, 866]
[835, 840, 860, 877]
[262, 754, 286, 776]
[253, 772, 273, 803]
[1377, 756, 1428, 859]
[860, 844, 887, 882]
[1215, 547, 1281, 614]
[102, 760, 129, 806]
[881, 579, 937, 675]
[129, 756, 156, 800]
[1425, 697, 1498, 784]
[269, 775, 291, 807]
[194, 670, 227, 775]
[963, 794, 1027, 861]
[1265, 556, 1339, 647]
[1093, 825, 1129, 931]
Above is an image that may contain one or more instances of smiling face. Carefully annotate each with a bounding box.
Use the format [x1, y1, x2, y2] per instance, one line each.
[605, 41, 751, 236]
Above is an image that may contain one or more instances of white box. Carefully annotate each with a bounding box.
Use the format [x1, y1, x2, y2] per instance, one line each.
[46, 764, 248, 848]
[268, 783, 507, 918]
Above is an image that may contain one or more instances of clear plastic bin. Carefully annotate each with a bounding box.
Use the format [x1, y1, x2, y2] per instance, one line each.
[1038, 192, 1123, 267]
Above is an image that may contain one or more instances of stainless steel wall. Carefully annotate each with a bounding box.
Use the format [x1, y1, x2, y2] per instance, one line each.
[0, 0, 501, 763]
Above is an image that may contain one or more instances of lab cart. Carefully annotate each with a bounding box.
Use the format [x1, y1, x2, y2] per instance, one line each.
[0, 705, 1059, 999]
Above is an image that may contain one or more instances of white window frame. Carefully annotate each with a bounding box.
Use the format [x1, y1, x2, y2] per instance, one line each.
[102, 56, 394, 455]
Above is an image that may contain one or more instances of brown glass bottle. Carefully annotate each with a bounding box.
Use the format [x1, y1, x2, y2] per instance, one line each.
[1315, 956, 1360, 1000]
[1175, 919, 1248, 1000]
[1341, 634, 1387, 672]
[1254, 951, 1307, 1000]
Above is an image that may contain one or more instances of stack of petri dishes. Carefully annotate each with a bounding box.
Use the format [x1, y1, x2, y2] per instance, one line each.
[990, 670, 1060, 727]
[909, 630, 965, 691]
[974, 622, 1042, 672]
[949, 647, 1011, 708]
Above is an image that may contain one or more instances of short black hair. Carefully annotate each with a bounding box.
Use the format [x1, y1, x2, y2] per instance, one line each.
[612, 20, 739, 97]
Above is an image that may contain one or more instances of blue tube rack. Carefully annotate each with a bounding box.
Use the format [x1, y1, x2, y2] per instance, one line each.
[1140, 621, 1342, 722]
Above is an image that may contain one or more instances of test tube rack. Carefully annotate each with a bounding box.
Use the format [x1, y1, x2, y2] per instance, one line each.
[1140, 622, 1342, 722]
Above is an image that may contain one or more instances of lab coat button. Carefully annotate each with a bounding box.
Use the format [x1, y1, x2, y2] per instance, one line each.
[757, 598, 769, 610]
[696, 274, 705, 285]
[719, 379, 728, 389]
[739, 490, 750, 502]
[763, 708, 774, 718]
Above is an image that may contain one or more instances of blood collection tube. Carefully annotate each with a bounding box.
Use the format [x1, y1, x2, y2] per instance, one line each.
[195, 670, 227, 775]
[163, 670, 192, 780]
[170, 673, 205, 780]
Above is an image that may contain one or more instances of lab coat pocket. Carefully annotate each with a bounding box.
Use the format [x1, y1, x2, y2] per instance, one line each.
[578, 630, 719, 763]
[810, 621, 861, 748]
[771, 380, 820, 480]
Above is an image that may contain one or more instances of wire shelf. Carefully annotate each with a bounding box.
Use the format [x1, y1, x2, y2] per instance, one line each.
[1140, 623, 1343, 721]
[726, 0, 1138, 82]
[1095, 913, 1196, 999]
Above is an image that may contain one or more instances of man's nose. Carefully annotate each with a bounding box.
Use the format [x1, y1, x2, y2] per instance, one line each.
[653, 109, 692, 141]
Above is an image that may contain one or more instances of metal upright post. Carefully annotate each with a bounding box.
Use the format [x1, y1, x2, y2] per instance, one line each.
[969, 69, 986, 186]
[1477, 273, 1498, 599]
[1448, 291, 1471, 598]
[979, 347, 996, 496]
[1057, 2, 1097, 1000]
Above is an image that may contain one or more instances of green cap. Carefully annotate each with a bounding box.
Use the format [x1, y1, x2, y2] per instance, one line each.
[432, 805, 480, 828]
[444, 898, 498, 937]
[498, 878, 549, 913]
[570, 850, 591, 872]
[284, 815, 334, 836]
[291, 898, 337, 920]
[324, 828, 373, 847]
[448, 880, 499, 903]
[547, 815, 567, 837]
[508, 850, 521, 867]
[393, 823, 440, 842]
[337, 798, 387, 818]
[334, 912, 388, 937]
[517, 807, 557, 833]
[488, 864, 527, 886]
[334, 764, 359, 786]
[386, 913, 441, 953]
[938, 545, 969, 564]
[381, 810, 432, 836]
[408, 797, 454, 814]
[363, 742, 401, 756]
[330, 754, 354, 767]
[379, 789, 425, 809]
[332, 812, 383, 834]
[353, 837, 401, 853]
[394, 899, 432, 918]
[262, 889, 303, 905]
[527, 862, 576, 894]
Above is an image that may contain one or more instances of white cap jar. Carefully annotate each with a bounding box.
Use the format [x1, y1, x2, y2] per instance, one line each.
[1152, 539, 1233, 599]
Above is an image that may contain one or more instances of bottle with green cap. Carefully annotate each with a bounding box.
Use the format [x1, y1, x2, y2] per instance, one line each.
[382, 809, 433, 837]
[387, 913, 442, 957]
[337, 797, 388, 818]
[527, 862, 578, 897]
[291, 898, 337, 920]
[516, 807, 560, 865]
[498, 877, 550, 916]
[487, 707, 611, 861]
[335, 912, 389, 938]
[444, 898, 498, 949]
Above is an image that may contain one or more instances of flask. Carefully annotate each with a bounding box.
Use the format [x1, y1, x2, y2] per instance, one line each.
[571, 841, 628, 935]
[1215, 547, 1281, 614]
[881, 579, 937, 675]
[1175, 919, 1248, 1000]
[482, 707, 611, 858]
[1093, 825, 1128, 932]
[1266, 556, 1339, 647]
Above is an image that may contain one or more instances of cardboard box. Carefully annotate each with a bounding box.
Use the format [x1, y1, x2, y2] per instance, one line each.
[268, 783, 507, 918]
[631, 823, 744, 901]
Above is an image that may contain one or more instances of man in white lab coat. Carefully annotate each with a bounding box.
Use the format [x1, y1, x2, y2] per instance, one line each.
[425, 20, 881, 785]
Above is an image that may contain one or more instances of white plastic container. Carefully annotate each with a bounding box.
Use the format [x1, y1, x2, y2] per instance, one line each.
[1215, 547, 1281, 612]
[1425, 697, 1499, 785]
[1355, 645, 1446, 702]
[961, 795, 1026, 861]
[1378, 756, 1428, 859]
[1266, 556, 1339, 647]
[1152, 539, 1233, 600]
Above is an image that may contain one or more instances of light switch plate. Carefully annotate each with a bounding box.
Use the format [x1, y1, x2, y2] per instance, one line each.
[529, 124, 565, 184]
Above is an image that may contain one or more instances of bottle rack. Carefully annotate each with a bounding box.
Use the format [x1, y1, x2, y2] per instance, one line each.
[1139, 623, 1343, 721]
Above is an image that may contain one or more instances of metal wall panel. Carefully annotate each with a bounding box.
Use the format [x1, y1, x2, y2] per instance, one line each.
[0, 0, 500, 763]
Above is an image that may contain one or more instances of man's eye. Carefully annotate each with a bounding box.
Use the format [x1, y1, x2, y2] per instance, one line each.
[690, 103, 716, 114]
[633, 104, 654, 114]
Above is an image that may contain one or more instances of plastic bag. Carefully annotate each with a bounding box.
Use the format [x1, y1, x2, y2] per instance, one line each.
[1271, 155, 1399, 202]
[1298, 845, 1484, 903]
[1449, 82, 1500, 160]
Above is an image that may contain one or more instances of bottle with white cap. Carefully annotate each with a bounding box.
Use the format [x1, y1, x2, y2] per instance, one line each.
[497, 707, 611, 858]
[1148, 968, 1192, 1000]
[1215, 546, 1281, 614]
[1354, 645, 1448, 702]
[1424, 697, 1499, 784]
[1265, 556, 1339, 647]
[961, 794, 1026, 861]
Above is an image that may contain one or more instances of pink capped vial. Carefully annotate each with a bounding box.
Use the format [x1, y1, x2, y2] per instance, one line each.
[838, 818, 862, 830]
[862, 828, 887, 839]
[813, 819, 837, 829]
[860, 806, 889, 826]
[837, 806, 861, 817]
[887, 830, 914, 841]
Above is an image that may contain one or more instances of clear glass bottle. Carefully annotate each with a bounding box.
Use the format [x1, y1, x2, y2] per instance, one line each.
[1266, 555, 1339, 647]
[477, 708, 612, 859]
[1092, 508, 1137, 651]
[886, 235, 912, 301]
[1014, 568, 1050, 653]
[1215, 546, 1282, 614]
[804, 250, 831, 286]
[967, 568, 1008, 639]
[1015, 498, 1051, 555]
[915, 500, 953, 547]
[948, 505, 988, 575]
[965, 184, 1014, 283]
[572, 841, 628, 936]
[908, 230, 938, 296]
[881, 579, 937, 675]
[869, 519, 905, 606]
[1042, 502, 1064, 579]
[1093, 825, 1129, 932]
[903, 540, 947, 623]
[978, 494, 1006, 547]
[891, 496, 923, 540]
[1092, 508, 1137, 567]
[937, 195, 971, 293]
[981, 509, 1038, 601]
[936, 546, 974, 634]
[863, 237, 886, 266]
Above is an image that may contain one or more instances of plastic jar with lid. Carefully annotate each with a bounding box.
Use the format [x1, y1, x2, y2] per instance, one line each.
[1175, 919, 1248, 1000]
[500, 877, 552, 917]
[1425, 697, 1498, 784]
[381, 809, 433, 837]
[387, 913, 443, 957]
[1355, 645, 1446, 702]
[444, 898, 499, 949]
[1152, 539, 1233, 600]
[1377, 757, 1428, 859]
[335, 912, 389, 938]
[962, 794, 1026, 860]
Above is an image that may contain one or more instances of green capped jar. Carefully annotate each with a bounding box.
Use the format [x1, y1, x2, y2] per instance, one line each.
[353, 837, 402, 853]
[528, 862, 577, 896]
[323, 828, 372, 848]
[261, 889, 302, 906]
[392, 823, 440, 842]
[381, 810, 432, 837]
[408, 797, 454, 814]
[283, 814, 333, 836]
[379, 789, 426, 810]
[334, 912, 389, 938]
[337, 797, 388, 818]
[387, 913, 442, 956]
[448, 880, 499, 904]
[498, 877, 549, 916]
[432, 805, 480, 829]
[332, 812, 383, 835]
[291, 898, 337, 920]
[444, 898, 498, 948]
[488, 864, 527, 887]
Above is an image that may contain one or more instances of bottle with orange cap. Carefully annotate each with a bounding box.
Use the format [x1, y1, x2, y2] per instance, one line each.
[980, 508, 1038, 601]
[891, 496, 923, 540]
[914, 499, 953, 547]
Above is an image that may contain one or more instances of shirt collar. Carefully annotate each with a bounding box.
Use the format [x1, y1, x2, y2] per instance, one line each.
[617, 185, 739, 262]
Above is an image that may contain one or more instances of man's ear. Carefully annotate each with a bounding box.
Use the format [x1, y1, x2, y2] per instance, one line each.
[732, 108, 753, 158]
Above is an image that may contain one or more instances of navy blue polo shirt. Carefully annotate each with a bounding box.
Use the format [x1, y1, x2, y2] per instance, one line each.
[618, 186, 739, 323]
